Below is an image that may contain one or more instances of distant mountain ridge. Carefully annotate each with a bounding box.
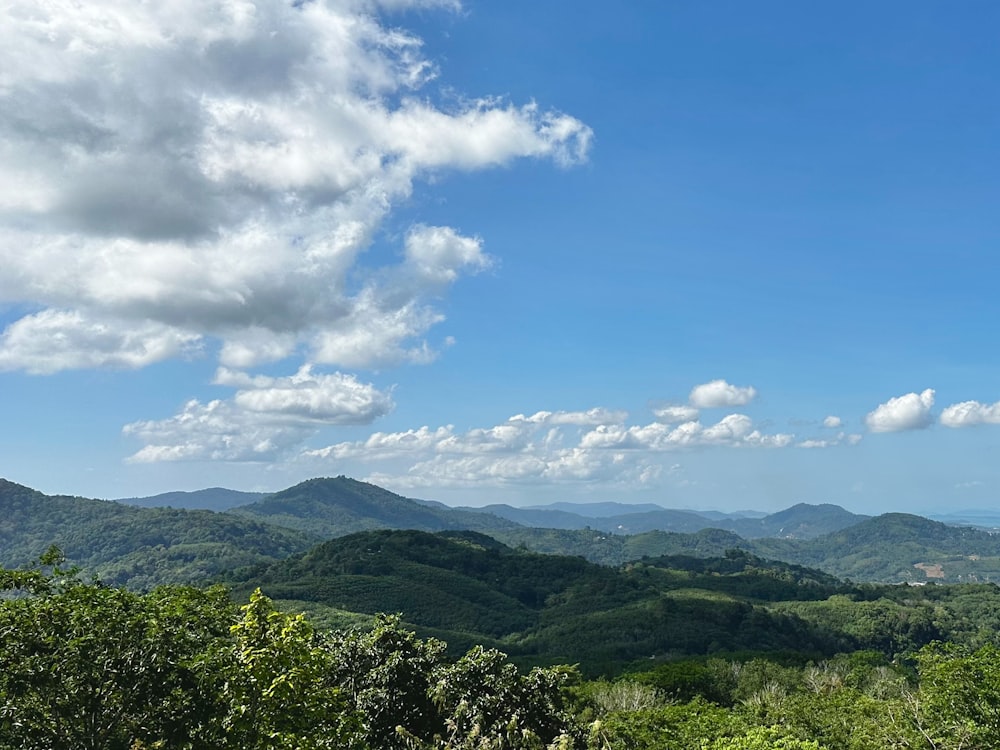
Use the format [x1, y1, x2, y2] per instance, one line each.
[6, 474, 1000, 586]
[522, 501, 668, 517]
[117, 487, 268, 511]
[463, 500, 868, 540]
[110, 480, 869, 541]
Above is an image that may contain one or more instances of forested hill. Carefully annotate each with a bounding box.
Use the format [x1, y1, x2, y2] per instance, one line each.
[496, 513, 1000, 583]
[228, 476, 521, 537]
[232, 529, 851, 666]
[756, 512, 1000, 582]
[0, 478, 318, 588]
[231, 528, 1000, 673]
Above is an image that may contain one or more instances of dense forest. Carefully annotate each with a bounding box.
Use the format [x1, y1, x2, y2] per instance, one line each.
[4, 549, 1000, 749]
[8, 476, 1000, 747]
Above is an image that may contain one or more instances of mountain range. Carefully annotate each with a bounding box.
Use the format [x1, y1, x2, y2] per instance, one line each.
[4, 474, 1000, 586]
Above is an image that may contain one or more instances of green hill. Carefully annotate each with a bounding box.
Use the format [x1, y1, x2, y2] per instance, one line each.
[756, 512, 1000, 582]
[490, 511, 1000, 584]
[228, 476, 520, 539]
[233, 529, 858, 670]
[0, 478, 318, 588]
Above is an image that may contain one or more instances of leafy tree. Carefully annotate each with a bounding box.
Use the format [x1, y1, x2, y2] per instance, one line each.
[201, 589, 362, 750]
[593, 698, 745, 750]
[0, 577, 233, 750]
[423, 646, 580, 749]
[701, 727, 826, 749]
[910, 642, 1000, 749]
[326, 613, 448, 749]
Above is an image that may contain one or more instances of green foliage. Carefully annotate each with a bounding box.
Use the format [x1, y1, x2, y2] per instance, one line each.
[326, 613, 448, 749]
[593, 698, 746, 750]
[0, 578, 234, 749]
[0, 566, 581, 750]
[754, 513, 1000, 583]
[702, 726, 826, 750]
[17, 548, 1000, 750]
[203, 590, 362, 749]
[424, 647, 579, 750]
[236, 530, 855, 670]
[911, 642, 1000, 749]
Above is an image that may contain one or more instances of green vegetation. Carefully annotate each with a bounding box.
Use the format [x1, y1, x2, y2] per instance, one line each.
[9, 553, 1000, 749]
[226, 529, 1000, 678]
[495, 512, 1000, 584]
[14, 476, 1000, 747]
[0, 557, 581, 750]
[0, 479, 319, 588]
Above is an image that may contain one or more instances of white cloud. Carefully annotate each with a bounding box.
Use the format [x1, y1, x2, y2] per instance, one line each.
[0, 0, 591, 373]
[303, 402, 796, 488]
[228, 366, 394, 423]
[0, 309, 201, 374]
[798, 432, 863, 449]
[940, 400, 1000, 428]
[689, 379, 758, 408]
[124, 399, 316, 463]
[823, 415, 842, 429]
[653, 404, 700, 424]
[124, 367, 393, 462]
[517, 408, 629, 426]
[368, 447, 654, 489]
[702, 413, 753, 442]
[865, 389, 935, 433]
[305, 425, 456, 460]
[403, 225, 491, 286]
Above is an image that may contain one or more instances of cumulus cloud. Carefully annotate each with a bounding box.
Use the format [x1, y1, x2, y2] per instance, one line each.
[304, 403, 796, 488]
[0, 309, 201, 374]
[865, 389, 935, 433]
[0, 0, 591, 373]
[940, 400, 1000, 428]
[306, 425, 456, 460]
[823, 415, 843, 429]
[653, 404, 700, 424]
[124, 367, 393, 462]
[689, 379, 758, 408]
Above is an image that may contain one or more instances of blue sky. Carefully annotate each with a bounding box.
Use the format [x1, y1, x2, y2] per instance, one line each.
[2, 1, 1000, 512]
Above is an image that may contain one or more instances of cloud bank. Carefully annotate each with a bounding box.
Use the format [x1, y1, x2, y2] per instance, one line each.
[303, 397, 807, 489]
[0, 0, 591, 374]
